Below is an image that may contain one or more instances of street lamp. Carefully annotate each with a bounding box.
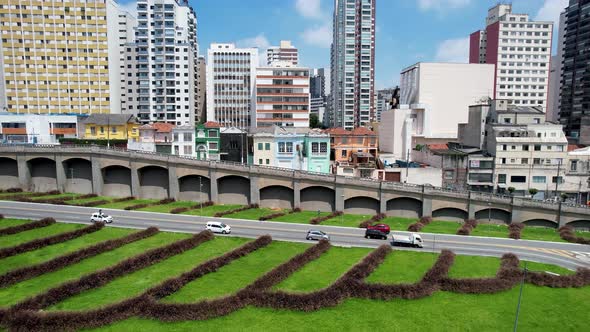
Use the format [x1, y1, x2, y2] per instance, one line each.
[341, 194, 345, 224]
[69, 168, 75, 200]
[199, 176, 203, 215]
[488, 201, 492, 223]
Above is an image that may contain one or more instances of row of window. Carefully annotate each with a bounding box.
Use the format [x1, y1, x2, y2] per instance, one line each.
[498, 157, 563, 165]
[498, 174, 562, 184]
[500, 144, 564, 151]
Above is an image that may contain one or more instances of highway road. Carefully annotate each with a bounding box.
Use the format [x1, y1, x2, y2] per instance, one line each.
[1, 200, 589, 271]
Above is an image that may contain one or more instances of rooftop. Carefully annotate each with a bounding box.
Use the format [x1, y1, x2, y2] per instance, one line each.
[81, 114, 136, 125]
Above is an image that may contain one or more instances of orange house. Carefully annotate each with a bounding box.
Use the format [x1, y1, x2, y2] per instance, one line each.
[324, 127, 378, 163]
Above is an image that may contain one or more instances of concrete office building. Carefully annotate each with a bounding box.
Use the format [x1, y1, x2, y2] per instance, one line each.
[559, 0, 590, 143]
[255, 62, 310, 128]
[0, 0, 126, 115]
[310, 68, 328, 125]
[330, 0, 376, 129]
[196, 56, 206, 123]
[267, 40, 298, 66]
[375, 88, 395, 122]
[0, 113, 78, 144]
[124, 0, 198, 125]
[469, 4, 552, 111]
[206, 43, 258, 129]
[547, 11, 566, 123]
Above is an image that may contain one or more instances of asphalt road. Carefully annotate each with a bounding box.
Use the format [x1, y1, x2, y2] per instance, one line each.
[1, 200, 589, 271]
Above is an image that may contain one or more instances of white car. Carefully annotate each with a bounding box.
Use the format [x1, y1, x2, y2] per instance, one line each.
[206, 221, 231, 234]
[90, 212, 113, 224]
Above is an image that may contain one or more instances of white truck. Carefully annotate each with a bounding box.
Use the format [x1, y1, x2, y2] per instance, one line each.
[391, 233, 423, 248]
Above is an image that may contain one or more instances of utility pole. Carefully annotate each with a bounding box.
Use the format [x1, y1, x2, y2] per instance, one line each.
[405, 149, 410, 183]
[513, 261, 527, 332]
[554, 160, 561, 199]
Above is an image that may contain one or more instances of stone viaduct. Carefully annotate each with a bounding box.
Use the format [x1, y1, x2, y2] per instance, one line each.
[0, 145, 588, 229]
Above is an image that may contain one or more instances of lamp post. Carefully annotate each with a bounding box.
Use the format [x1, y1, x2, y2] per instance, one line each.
[513, 261, 528, 332]
[341, 194, 345, 224]
[69, 168, 74, 200]
[488, 201, 492, 223]
[199, 176, 203, 215]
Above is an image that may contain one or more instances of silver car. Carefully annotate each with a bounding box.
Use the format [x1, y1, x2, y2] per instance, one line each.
[306, 230, 329, 241]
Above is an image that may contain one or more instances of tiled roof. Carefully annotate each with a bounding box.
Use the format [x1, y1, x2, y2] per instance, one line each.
[351, 127, 376, 136]
[152, 122, 174, 133]
[428, 143, 449, 150]
[323, 127, 349, 135]
[203, 121, 222, 128]
[568, 144, 584, 152]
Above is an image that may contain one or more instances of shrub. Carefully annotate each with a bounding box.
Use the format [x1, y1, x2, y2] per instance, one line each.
[0, 218, 55, 237]
[259, 212, 287, 221]
[291, 208, 302, 213]
[77, 194, 98, 199]
[124, 203, 150, 211]
[170, 207, 190, 214]
[508, 223, 525, 240]
[112, 196, 135, 203]
[158, 198, 175, 205]
[79, 200, 110, 207]
[558, 225, 590, 245]
[407, 216, 432, 232]
[213, 204, 259, 218]
[0, 188, 22, 193]
[0, 214, 3, 219]
[359, 213, 386, 228]
[170, 201, 214, 214]
[457, 219, 478, 236]
[310, 211, 343, 225]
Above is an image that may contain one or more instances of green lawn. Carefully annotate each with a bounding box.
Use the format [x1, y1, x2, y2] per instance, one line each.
[366, 250, 439, 284]
[520, 226, 564, 242]
[0, 223, 84, 249]
[49, 236, 250, 311]
[0, 227, 134, 275]
[164, 241, 309, 303]
[66, 196, 113, 205]
[447, 255, 501, 278]
[181, 204, 243, 217]
[225, 208, 283, 220]
[420, 221, 462, 235]
[471, 223, 510, 238]
[321, 214, 371, 227]
[270, 211, 330, 224]
[97, 199, 159, 210]
[137, 201, 196, 213]
[274, 247, 371, 292]
[521, 260, 572, 276]
[0, 218, 33, 229]
[379, 216, 418, 231]
[0, 232, 186, 307]
[31, 193, 82, 201]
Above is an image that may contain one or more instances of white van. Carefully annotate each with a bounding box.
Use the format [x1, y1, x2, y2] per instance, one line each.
[206, 221, 231, 234]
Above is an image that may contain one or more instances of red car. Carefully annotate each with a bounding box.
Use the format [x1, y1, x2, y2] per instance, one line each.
[367, 224, 390, 234]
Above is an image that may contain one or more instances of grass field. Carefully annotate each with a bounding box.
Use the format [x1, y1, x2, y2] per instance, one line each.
[520, 226, 564, 242]
[471, 223, 510, 238]
[65, 196, 113, 205]
[0, 221, 587, 331]
[0, 218, 33, 229]
[270, 211, 330, 224]
[225, 208, 283, 221]
[0, 223, 84, 249]
[420, 220, 462, 235]
[97, 199, 159, 210]
[31, 193, 82, 201]
[137, 201, 195, 213]
[321, 214, 370, 227]
[181, 204, 243, 217]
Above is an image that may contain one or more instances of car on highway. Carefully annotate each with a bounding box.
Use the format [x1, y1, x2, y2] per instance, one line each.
[367, 223, 391, 234]
[306, 230, 329, 241]
[364, 228, 388, 240]
[206, 221, 231, 234]
[391, 233, 423, 248]
[90, 212, 113, 224]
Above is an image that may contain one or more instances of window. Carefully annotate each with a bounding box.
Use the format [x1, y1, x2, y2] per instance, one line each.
[286, 142, 293, 153]
[208, 130, 218, 138]
[444, 170, 454, 180]
[502, 144, 507, 151]
[312, 142, 319, 154]
[498, 174, 507, 184]
[258, 159, 263, 164]
[341, 149, 347, 158]
[552, 176, 564, 184]
[278, 142, 286, 153]
[571, 160, 578, 171]
[258, 143, 263, 150]
[501, 158, 506, 164]
[266, 159, 270, 165]
[533, 176, 546, 183]
[174, 146, 179, 155]
[534, 144, 541, 151]
[521, 158, 528, 164]
[265, 143, 270, 150]
[90, 127, 96, 135]
[111, 127, 117, 134]
[183, 145, 192, 155]
[320, 142, 327, 153]
[511, 176, 526, 183]
[208, 142, 218, 150]
[184, 133, 192, 141]
[174, 133, 179, 142]
[523, 145, 529, 151]
[100, 126, 104, 134]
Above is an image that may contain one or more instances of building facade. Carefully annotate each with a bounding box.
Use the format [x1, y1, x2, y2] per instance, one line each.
[108, 1, 136, 115]
[172, 125, 195, 157]
[124, 0, 198, 125]
[547, 11, 566, 123]
[330, 0, 376, 130]
[196, 56, 207, 123]
[219, 127, 247, 163]
[80, 114, 139, 141]
[206, 43, 258, 129]
[0, 114, 78, 144]
[559, 0, 590, 143]
[266, 40, 298, 66]
[195, 121, 220, 160]
[255, 62, 310, 128]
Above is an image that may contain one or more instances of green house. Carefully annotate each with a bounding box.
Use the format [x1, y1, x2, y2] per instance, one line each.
[195, 122, 221, 160]
[304, 129, 331, 173]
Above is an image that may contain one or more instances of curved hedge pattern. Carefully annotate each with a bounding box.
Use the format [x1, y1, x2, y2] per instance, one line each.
[310, 211, 343, 225]
[407, 216, 433, 232]
[214, 204, 259, 218]
[0, 218, 55, 237]
[457, 219, 478, 236]
[358, 213, 386, 228]
[559, 225, 590, 245]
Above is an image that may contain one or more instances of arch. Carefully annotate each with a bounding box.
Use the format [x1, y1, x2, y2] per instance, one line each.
[178, 175, 210, 202]
[522, 219, 557, 228]
[27, 157, 57, 192]
[386, 197, 422, 218]
[345, 196, 380, 215]
[432, 208, 468, 222]
[62, 158, 93, 194]
[138, 166, 169, 199]
[566, 220, 590, 230]
[260, 185, 294, 209]
[102, 165, 132, 197]
[475, 208, 511, 224]
[217, 175, 250, 205]
[0, 157, 19, 190]
[300, 186, 335, 212]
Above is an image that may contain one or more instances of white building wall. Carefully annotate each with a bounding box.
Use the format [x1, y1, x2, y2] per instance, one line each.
[0, 114, 78, 144]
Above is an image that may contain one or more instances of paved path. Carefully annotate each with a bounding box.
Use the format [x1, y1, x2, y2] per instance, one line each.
[1, 201, 589, 270]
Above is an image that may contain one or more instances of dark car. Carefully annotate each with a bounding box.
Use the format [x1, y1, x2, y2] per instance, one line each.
[367, 223, 391, 234]
[365, 228, 388, 240]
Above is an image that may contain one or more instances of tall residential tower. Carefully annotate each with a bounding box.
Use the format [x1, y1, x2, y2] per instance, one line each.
[330, 0, 376, 130]
[267, 40, 298, 66]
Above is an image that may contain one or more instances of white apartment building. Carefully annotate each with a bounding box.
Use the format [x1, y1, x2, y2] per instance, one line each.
[255, 62, 310, 128]
[0, 113, 78, 144]
[124, 0, 198, 125]
[0, 0, 124, 115]
[381, 62, 494, 160]
[206, 43, 258, 129]
[267, 40, 298, 66]
[469, 4, 553, 111]
[172, 125, 195, 157]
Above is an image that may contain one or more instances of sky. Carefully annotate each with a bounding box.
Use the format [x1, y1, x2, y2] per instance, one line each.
[119, 0, 568, 89]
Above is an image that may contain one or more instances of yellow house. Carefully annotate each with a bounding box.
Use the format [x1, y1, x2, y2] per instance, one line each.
[80, 114, 139, 141]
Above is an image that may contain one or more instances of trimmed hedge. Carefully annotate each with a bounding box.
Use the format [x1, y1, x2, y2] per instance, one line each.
[214, 204, 259, 218]
[310, 211, 343, 225]
[0, 217, 56, 237]
[78, 200, 110, 207]
[76, 194, 98, 200]
[0, 221, 103, 260]
[1, 192, 54, 201]
[259, 208, 303, 221]
[0, 188, 23, 193]
[358, 213, 387, 228]
[112, 196, 136, 203]
[407, 216, 433, 232]
[508, 223, 525, 240]
[0, 214, 3, 219]
[558, 225, 590, 245]
[124, 198, 176, 211]
[457, 219, 478, 236]
[0, 227, 159, 287]
[170, 201, 214, 214]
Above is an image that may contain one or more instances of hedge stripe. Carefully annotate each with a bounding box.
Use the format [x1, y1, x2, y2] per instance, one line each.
[0, 218, 55, 237]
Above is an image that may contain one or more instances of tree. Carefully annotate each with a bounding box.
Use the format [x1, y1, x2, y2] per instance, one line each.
[528, 188, 538, 197]
[507, 187, 516, 195]
[309, 114, 321, 128]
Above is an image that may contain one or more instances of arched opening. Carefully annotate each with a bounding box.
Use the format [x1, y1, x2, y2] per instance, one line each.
[196, 144, 207, 160]
[567, 220, 590, 231]
[62, 158, 92, 194]
[300, 186, 335, 212]
[386, 197, 422, 218]
[260, 185, 294, 209]
[138, 166, 169, 199]
[27, 157, 57, 192]
[178, 175, 210, 202]
[0, 157, 19, 190]
[475, 208, 511, 224]
[217, 175, 250, 205]
[102, 165, 132, 197]
[432, 208, 468, 222]
[345, 196, 380, 215]
[522, 219, 557, 228]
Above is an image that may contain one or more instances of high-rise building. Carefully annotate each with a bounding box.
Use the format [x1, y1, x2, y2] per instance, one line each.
[109, 2, 137, 114]
[310, 68, 327, 123]
[206, 43, 258, 129]
[124, 0, 198, 125]
[255, 62, 310, 128]
[559, 0, 590, 143]
[375, 88, 395, 122]
[547, 11, 566, 123]
[0, 0, 125, 115]
[196, 56, 206, 123]
[469, 4, 552, 111]
[267, 40, 298, 66]
[330, 0, 376, 130]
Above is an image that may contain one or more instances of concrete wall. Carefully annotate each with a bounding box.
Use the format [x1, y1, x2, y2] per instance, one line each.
[217, 176, 250, 205]
[63, 159, 93, 194]
[345, 197, 379, 215]
[138, 166, 169, 199]
[178, 175, 210, 202]
[102, 166, 132, 197]
[474, 208, 511, 224]
[28, 158, 57, 192]
[300, 186, 334, 212]
[386, 197, 422, 218]
[522, 219, 557, 228]
[432, 207, 468, 222]
[260, 185, 294, 209]
[0, 158, 19, 189]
